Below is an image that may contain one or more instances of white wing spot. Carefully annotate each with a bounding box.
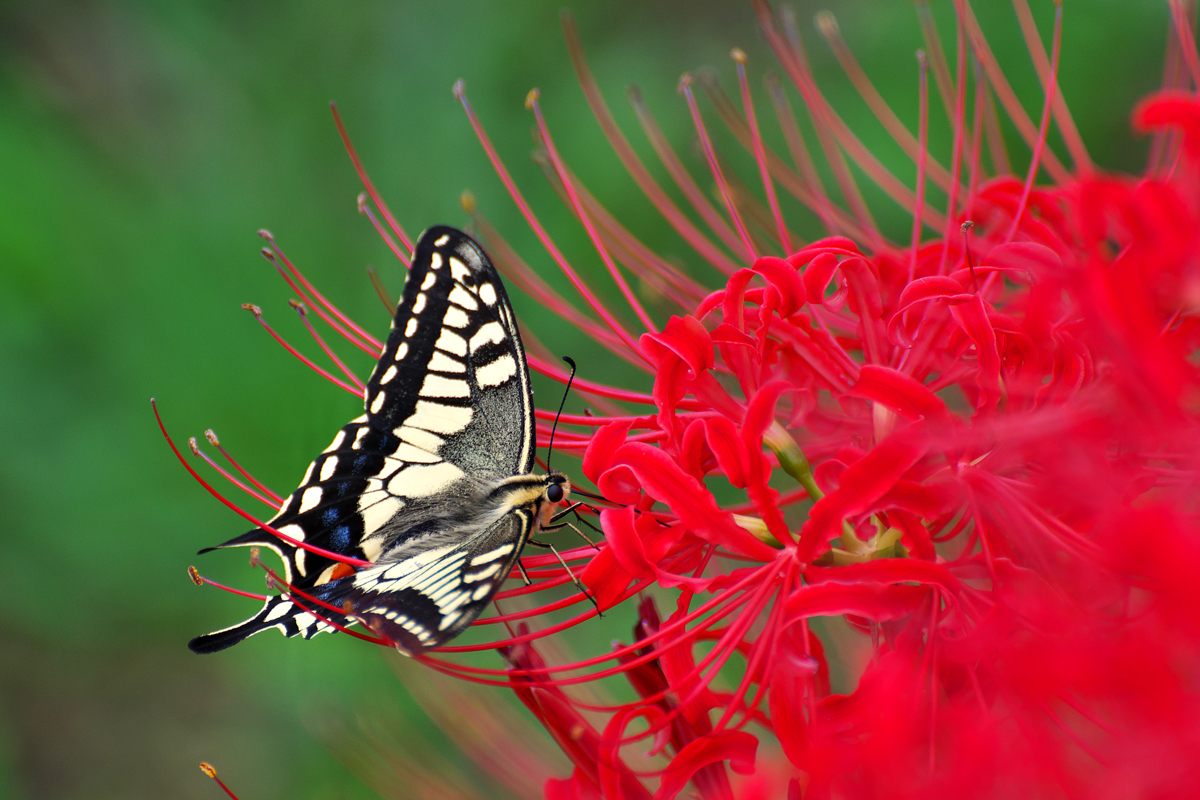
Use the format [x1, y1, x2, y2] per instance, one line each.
[320, 456, 338, 481]
[353, 426, 371, 449]
[443, 306, 470, 329]
[448, 285, 478, 310]
[475, 353, 517, 387]
[463, 562, 504, 582]
[470, 544, 515, 565]
[405, 401, 473, 435]
[380, 365, 398, 384]
[413, 293, 426, 314]
[438, 611, 463, 631]
[472, 584, 493, 601]
[470, 321, 506, 353]
[394, 443, 441, 464]
[478, 283, 498, 306]
[388, 461, 465, 498]
[276, 523, 307, 543]
[435, 329, 468, 356]
[420, 374, 469, 398]
[397, 343, 409, 360]
[397, 425, 444, 454]
[405, 318, 419, 337]
[358, 492, 403, 536]
[370, 391, 386, 414]
[430, 252, 444, 270]
[421, 271, 437, 290]
[326, 429, 347, 452]
[434, 234, 450, 246]
[448, 256, 471, 282]
[428, 351, 465, 374]
[299, 486, 323, 513]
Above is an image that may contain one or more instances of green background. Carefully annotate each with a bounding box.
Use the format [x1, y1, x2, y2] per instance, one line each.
[0, 1, 1170, 798]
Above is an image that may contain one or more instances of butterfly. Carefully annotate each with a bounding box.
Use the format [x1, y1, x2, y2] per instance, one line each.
[189, 225, 578, 656]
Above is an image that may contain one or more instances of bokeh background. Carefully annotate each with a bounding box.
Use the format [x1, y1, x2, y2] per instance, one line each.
[0, 1, 1171, 798]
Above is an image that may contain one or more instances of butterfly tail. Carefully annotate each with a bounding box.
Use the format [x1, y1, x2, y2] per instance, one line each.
[189, 595, 324, 653]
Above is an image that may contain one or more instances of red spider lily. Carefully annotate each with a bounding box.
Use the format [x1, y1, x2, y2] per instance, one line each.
[170, 1, 1200, 798]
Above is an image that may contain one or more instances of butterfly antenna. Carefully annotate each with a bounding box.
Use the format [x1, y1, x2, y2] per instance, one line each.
[545, 356, 576, 472]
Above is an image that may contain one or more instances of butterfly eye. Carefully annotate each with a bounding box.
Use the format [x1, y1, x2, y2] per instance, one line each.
[546, 483, 564, 503]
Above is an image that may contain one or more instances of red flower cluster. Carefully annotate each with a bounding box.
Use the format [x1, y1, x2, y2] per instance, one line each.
[175, 2, 1200, 797]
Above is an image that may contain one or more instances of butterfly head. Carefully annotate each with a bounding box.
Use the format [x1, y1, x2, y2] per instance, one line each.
[536, 471, 571, 529]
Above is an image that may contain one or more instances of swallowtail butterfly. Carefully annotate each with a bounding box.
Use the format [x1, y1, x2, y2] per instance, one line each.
[190, 225, 572, 656]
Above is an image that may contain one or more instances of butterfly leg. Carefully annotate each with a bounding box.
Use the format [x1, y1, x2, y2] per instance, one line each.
[525, 539, 601, 616]
[546, 503, 603, 550]
[515, 559, 533, 586]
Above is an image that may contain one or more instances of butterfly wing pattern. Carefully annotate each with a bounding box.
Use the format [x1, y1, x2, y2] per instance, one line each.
[189, 225, 566, 656]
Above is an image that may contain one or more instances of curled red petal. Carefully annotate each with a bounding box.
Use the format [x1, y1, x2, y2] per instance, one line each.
[611, 442, 779, 560]
[582, 419, 635, 487]
[579, 546, 636, 611]
[704, 417, 747, 488]
[798, 423, 930, 562]
[783, 580, 929, 621]
[751, 255, 807, 317]
[641, 315, 715, 377]
[602, 506, 654, 579]
[1134, 91, 1200, 155]
[982, 240, 1062, 277]
[948, 295, 1003, 412]
[653, 731, 759, 800]
[800, 252, 847, 312]
[849, 364, 951, 424]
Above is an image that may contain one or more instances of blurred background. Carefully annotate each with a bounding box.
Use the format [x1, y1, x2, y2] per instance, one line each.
[0, 1, 1170, 798]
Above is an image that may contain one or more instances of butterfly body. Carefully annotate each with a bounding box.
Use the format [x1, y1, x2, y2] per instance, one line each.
[190, 226, 566, 656]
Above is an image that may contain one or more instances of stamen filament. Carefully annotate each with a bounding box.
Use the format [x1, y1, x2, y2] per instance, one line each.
[816, 11, 959, 194]
[357, 193, 410, 268]
[561, 11, 743, 276]
[189, 568, 270, 602]
[189, 437, 281, 510]
[243, 303, 365, 398]
[679, 73, 758, 263]
[1005, 3, 1063, 243]
[153, 400, 372, 567]
[290, 300, 367, 392]
[454, 81, 646, 357]
[910, 50, 930, 284]
[330, 102, 415, 256]
[1011, 0, 1092, 172]
[958, 0, 1070, 181]
[259, 232, 384, 351]
[734, 49, 791, 253]
[205, 429, 285, 504]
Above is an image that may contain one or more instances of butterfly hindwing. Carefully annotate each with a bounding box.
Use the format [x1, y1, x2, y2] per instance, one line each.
[343, 504, 536, 654]
[189, 226, 539, 654]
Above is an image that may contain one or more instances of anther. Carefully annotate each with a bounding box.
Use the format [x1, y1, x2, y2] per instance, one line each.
[257, 229, 274, 241]
[460, 190, 476, 214]
[356, 192, 369, 214]
[188, 566, 204, 586]
[249, 546, 262, 568]
[525, 88, 541, 110]
[288, 299, 306, 312]
[199, 763, 217, 779]
[452, 78, 465, 99]
[677, 72, 694, 94]
[188, 437, 201, 457]
[241, 303, 262, 316]
[204, 429, 219, 446]
[815, 10, 838, 37]
[731, 47, 747, 64]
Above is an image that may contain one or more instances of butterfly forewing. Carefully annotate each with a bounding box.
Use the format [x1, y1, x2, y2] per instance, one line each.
[189, 226, 539, 654]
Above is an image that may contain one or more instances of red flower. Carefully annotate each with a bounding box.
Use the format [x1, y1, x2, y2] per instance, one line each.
[170, 2, 1200, 797]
